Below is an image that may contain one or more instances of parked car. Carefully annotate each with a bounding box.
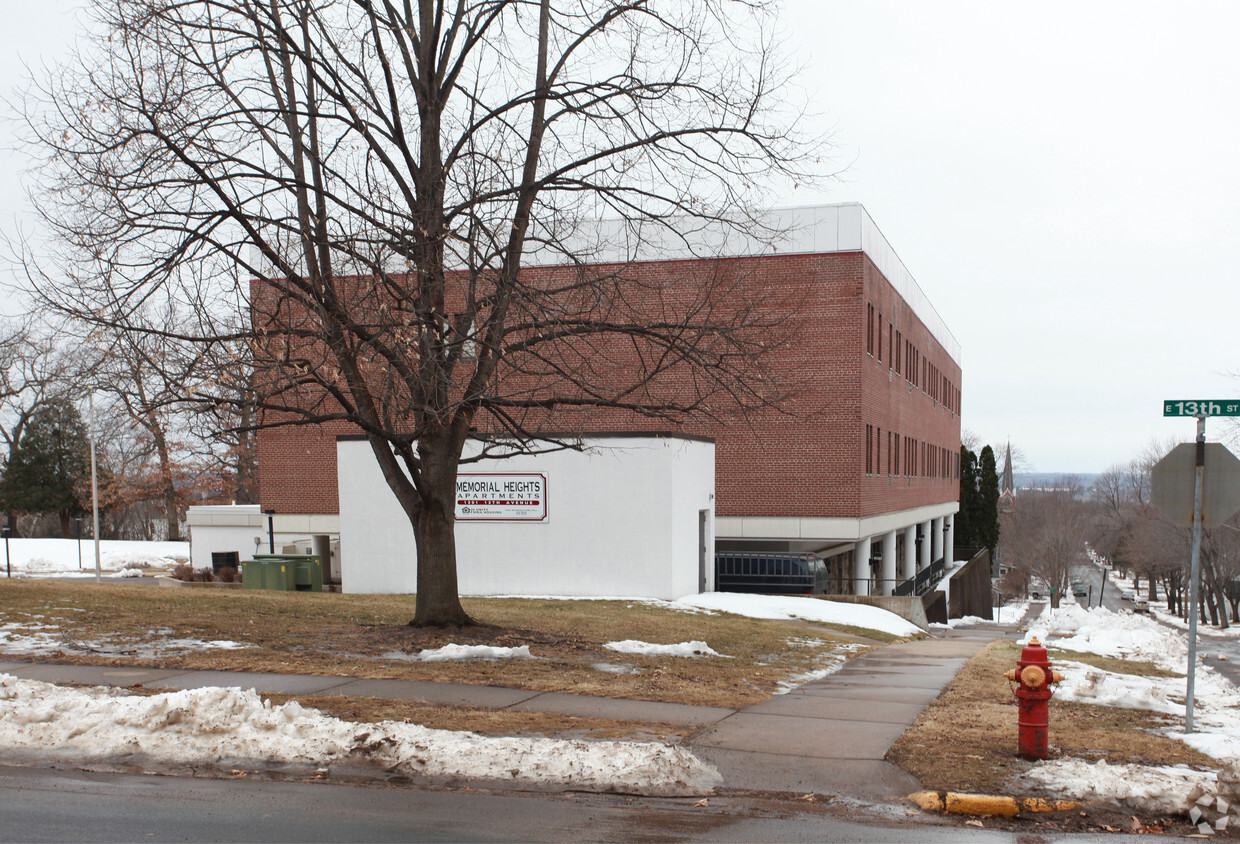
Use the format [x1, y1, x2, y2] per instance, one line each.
[1133, 598, 1150, 613]
[1072, 585, 1087, 597]
[1121, 590, 1135, 602]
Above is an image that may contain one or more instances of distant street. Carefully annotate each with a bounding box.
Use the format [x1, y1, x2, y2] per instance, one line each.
[0, 764, 1093, 843]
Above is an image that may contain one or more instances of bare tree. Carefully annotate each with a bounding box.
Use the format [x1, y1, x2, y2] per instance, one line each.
[1000, 481, 1090, 609]
[21, 0, 825, 625]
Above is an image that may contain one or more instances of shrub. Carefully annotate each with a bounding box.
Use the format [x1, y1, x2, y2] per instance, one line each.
[172, 563, 195, 582]
[216, 566, 239, 583]
[193, 567, 215, 583]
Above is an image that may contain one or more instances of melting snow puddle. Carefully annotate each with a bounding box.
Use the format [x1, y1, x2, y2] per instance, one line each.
[773, 641, 867, 695]
[591, 662, 639, 675]
[0, 618, 253, 659]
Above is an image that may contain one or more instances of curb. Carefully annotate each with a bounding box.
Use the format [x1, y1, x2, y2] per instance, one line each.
[910, 790, 1081, 818]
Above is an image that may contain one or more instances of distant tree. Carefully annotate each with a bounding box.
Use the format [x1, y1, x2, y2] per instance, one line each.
[977, 445, 1000, 557]
[956, 445, 978, 548]
[0, 396, 91, 536]
[1002, 482, 1089, 609]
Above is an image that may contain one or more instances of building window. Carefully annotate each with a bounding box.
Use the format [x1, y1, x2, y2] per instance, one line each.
[865, 424, 873, 475]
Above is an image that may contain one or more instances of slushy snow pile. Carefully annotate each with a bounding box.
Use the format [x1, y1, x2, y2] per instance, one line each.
[0, 674, 718, 796]
[1011, 602, 1240, 824]
[410, 644, 534, 661]
[604, 640, 723, 658]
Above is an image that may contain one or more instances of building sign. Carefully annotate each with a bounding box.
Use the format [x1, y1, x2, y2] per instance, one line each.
[455, 473, 548, 522]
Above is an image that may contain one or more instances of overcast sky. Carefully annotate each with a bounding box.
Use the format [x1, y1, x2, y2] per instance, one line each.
[3, 1, 1238, 473]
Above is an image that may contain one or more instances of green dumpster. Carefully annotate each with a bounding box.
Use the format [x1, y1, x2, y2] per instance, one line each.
[249, 554, 319, 591]
[241, 560, 262, 590]
[293, 556, 323, 592]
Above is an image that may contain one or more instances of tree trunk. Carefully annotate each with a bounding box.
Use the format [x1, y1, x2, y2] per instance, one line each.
[410, 443, 472, 627]
[150, 421, 182, 542]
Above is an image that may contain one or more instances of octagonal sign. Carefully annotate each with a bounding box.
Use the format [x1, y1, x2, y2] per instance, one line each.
[1150, 443, 1240, 528]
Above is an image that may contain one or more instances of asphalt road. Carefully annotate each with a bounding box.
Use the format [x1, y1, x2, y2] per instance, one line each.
[0, 765, 1111, 843]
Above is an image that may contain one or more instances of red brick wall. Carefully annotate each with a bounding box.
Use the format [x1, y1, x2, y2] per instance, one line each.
[256, 251, 961, 521]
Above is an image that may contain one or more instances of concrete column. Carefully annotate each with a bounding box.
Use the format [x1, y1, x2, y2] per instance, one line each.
[945, 516, 956, 565]
[932, 517, 944, 563]
[853, 536, 871, 597]
[919, 521, 931, 571]
[880, 530, 897, 596]
[903, 524, 917, 580]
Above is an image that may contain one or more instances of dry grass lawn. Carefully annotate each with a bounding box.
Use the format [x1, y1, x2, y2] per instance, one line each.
[887, 638, 1214, 796]
[0, 580, 892, 710]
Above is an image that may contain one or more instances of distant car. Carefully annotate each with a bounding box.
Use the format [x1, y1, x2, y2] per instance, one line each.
[1072, 585, 1087, 597]
[1133, 599, 1150, 613]
[1121, 591, 1135, 602]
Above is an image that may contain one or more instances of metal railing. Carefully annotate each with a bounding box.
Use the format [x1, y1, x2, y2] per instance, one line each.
[893, 558, 946, 597]
[715, 552, 830, 595]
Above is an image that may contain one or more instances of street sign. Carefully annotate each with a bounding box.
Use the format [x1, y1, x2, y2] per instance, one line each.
[1150, 443, 1240, 528]
[1163, 400, 1240, 417]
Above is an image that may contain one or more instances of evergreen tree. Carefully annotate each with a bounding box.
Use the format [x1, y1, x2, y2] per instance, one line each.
[957, 446, 979, 547]
[977, 445, 1001, 556]
[0, 397, 90, 537]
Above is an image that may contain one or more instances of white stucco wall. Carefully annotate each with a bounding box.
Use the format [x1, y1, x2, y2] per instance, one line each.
[336, 435, 715, 599]
[186, 505, 340, 573]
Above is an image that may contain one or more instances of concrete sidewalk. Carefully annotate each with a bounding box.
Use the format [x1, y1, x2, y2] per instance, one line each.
[0, 623, 1013, 802]
[691, 627, 1002, 801]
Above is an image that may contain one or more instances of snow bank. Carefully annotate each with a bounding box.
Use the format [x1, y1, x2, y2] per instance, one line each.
[1024, 602, 1187, 674]
[1014, 603, 1240, 823]
[0, 538, 188, 576]
[604, 640, 724, 658]
[0, 675, 719, 796]
[675, 593, 922, 637]
[1015, 759, 1216, 815]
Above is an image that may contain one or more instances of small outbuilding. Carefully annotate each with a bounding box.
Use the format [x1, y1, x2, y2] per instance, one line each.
[336, 433, 715, 599]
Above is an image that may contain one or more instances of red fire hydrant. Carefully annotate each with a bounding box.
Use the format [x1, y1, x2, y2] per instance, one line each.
[1003, 636, 1064, 760]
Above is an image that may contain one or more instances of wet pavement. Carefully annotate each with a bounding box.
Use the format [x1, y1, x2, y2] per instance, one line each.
[0, 621, 1015, 804]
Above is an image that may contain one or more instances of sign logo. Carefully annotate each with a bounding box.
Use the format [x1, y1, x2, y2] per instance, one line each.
[455, 473, 548, 522]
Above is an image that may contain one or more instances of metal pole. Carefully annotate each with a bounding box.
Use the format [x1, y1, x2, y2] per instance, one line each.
[76, 518, 82, 570]
[90, 392, 102, 582]
[3, 526, 9, 578]
[1186, 415, 1205, 733]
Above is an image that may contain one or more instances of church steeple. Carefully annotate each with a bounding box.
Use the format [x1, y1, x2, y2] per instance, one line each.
[999, 441, 1016, 512]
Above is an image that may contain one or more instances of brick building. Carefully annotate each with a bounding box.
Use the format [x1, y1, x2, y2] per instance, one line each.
[256, 202, 961, 595]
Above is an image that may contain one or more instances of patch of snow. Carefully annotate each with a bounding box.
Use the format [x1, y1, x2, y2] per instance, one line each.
[674, 593, 922, 638]
[1015, 759, 1215, 815]
[604, 640, 724, 658]
[0, 621, 253, 659]
[411, 644, 535, 662]
[773, 641, 866, 695]
[0, 674, 718, 796]
[0, 539, 187, 576]
[1024, 602, 1187, 674]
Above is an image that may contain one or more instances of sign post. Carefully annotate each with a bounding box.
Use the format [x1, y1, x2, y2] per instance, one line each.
[1155, 400, 1240, 732]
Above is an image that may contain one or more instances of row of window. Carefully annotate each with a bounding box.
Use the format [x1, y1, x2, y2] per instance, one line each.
[864, 424, 959, 480]
[865, 301, 960, 414]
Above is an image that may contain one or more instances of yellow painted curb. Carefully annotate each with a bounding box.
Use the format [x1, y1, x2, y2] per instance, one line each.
[910, 790, 1081, 817]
